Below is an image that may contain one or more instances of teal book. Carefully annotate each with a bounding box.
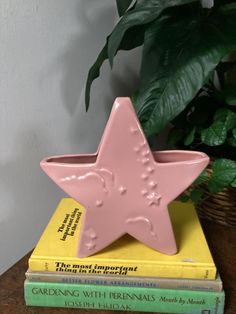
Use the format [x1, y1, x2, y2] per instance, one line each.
[24, 279, 225, 313]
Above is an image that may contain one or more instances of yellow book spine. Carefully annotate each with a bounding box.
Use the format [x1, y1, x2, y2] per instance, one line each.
[29, 258, 216, 279]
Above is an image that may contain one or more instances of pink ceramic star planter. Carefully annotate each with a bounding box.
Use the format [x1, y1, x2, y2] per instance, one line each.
[41, 98, 209, 257]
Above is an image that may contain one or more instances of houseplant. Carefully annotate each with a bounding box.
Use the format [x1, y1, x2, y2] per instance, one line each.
[168, 61, 236, 225]
[85, 0, 236, 225]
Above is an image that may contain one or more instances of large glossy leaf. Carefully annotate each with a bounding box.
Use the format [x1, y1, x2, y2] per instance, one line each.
[116, 0, 135, 16]
[85, 42, 108, 111]
[108, 0, 198, 66]
[85, 25, 146, 110]
[184, 126, 196, 145]
[134, 8, 236, 137]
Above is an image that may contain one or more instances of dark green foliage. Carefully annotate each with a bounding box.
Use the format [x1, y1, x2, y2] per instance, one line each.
[169, 66, 236, 198]
[85, 0, 236, 202]
[116, 0, 134, 17]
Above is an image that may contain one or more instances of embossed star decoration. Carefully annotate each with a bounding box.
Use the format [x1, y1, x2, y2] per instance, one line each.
[41, 98, 209, 257]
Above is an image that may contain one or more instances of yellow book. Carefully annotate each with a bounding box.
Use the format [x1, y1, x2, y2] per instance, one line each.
[29, 198, 216, 279]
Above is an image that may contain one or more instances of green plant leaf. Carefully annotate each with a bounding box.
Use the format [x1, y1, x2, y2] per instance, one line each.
[190, 189, 204, 203]
[179, 193, 190, 202]
[116, 0, 135, 17]
[85, 42, 108, 111]
[184, 127, 196, 146]
[213, 108, 236, 130]
[133, 8, 236, 137]
[228, 137, 236, 146]
[227, 136, 236, 147]
[222, 85, 236, 106]
[233, 128, 236, 139]
[108, 0, 198, 67]
[167, 128, 185, 146]
[200, 121, 227, 146]
[207, 180, 224, 193]
[210, 159, 236, 189]
[231, 177, 236, 187]
[85, 24, 146, 110]
[193, 169, 209, 185]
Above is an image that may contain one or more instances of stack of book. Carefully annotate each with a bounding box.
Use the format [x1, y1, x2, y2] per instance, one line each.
[24, 198, 225, 313]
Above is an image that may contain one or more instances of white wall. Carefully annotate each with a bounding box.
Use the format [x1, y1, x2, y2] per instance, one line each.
[0, 0, 140, 274]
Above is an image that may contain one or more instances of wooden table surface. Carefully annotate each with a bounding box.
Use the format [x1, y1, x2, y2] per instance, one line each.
[0, 219, 235, 314]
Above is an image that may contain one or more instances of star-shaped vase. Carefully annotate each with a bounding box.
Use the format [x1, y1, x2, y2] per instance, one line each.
[41, 98, 209, 257]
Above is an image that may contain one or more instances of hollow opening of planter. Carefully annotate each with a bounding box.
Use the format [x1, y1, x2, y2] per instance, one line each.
[45, 150, 206, 165]
[152, 150, 207, 163]
[46, 155, 97, 164]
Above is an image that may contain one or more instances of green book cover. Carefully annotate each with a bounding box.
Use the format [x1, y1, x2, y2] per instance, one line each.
[24, 279, 225, 313]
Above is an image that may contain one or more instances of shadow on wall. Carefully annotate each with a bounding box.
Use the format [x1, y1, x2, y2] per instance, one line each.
[0, 127, 64, 220]
[0, 127, 64, 273]
[57, 0, 116, 116]
[54, 0, 141, 152]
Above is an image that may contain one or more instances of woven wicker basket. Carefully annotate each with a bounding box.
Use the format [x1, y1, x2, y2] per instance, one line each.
[196, 167, 236, 227]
